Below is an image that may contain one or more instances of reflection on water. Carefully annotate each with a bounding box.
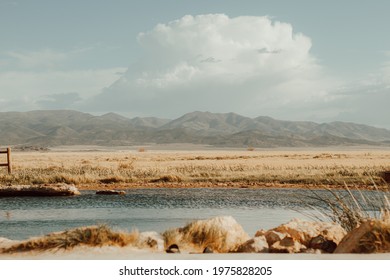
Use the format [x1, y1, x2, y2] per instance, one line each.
[0, 188, 386, 240]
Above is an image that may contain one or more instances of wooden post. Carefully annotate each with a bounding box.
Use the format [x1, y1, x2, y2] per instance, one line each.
[0, 147, 11, 174]
[7, 147, 11, 174]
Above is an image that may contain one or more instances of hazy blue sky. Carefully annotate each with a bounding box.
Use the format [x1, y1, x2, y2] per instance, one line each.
[1, 0, 389, 128]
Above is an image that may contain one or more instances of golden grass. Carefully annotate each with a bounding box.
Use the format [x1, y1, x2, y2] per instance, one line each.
[1, 149, 389, 188]
[358, 220, 390, 253]
[1, 225, 139, 253]
[304, 183, 390, 231]
[162, 216, 249, 253]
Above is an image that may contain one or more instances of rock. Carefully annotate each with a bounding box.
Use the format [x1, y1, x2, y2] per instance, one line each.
[0, 184, 80, 196]
[309, 235, 337, 253]
[335, 219, 390, 253]
[162, 216, 250, 253]
[254, 229, 267, 237]
[256, 229, 287, 246]
[265, 231, 287, 246]
[273, 218, 346, 247]
[166, 244, 180, 253]
[235, 236, 269, 253]
[96, 190, 126, 195]
[137, 231, 164, 252]
[203, 247, 214, 253]
[269, 236, 307, 253]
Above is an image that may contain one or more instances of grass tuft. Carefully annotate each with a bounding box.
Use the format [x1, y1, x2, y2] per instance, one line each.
[303, 182, 390, 232]
[358, 221, 390, 253]
[1, 225, 139, 253]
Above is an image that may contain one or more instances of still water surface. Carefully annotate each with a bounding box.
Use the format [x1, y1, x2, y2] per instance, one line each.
[0, 188, 384, 240]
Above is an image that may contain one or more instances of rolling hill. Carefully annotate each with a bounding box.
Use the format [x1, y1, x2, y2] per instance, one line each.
[0, 110, 389, 148]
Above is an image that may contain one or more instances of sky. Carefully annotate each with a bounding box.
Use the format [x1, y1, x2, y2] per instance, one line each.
[1, 0, 390, 128]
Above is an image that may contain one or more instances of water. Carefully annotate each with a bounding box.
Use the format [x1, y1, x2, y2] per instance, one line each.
[0, 188, 386, 240]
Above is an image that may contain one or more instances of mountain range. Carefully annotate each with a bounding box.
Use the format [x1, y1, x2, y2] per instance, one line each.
[1, 110, 390, 148]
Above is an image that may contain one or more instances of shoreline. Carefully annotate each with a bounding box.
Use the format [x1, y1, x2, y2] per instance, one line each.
[2, 248, 390, 260]
[1, 217, 390, 259]
[76, 181, 389, 191]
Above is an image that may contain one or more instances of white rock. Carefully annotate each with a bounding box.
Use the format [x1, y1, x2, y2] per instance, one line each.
[273, 218, 346, 246]
[269, 236, 307, 253]
[235, 236, 268, 253]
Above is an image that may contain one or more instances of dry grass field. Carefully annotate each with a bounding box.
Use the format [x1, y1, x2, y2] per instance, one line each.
[1, 147, 390, 190]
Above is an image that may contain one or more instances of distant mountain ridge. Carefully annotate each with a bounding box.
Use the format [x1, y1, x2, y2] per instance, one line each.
[1, 110, 390, 148]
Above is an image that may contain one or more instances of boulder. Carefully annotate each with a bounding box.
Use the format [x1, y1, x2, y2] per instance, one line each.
[335, 219, 390, 253]
[273, 218, 346, 247]
[0, 184, 80, 196]
[254, 229, 267, 237]
[256, 230, 287, 246]
[309, 235, 337, 253]
[235, 236, 268, 253]
[269, 236, 307, 253]
[162, 216, 250, 253]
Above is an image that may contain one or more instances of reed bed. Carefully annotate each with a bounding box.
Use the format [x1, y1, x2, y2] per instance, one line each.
[1, 149, 389, 188]
[302, 183, 390, 232]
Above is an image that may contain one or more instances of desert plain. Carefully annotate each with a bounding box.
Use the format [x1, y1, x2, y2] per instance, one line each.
[1, 145, 390, 190]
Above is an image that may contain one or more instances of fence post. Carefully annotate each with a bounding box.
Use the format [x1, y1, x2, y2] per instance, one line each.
[0, 147, 11, 174]
[7, 147, 11, 174]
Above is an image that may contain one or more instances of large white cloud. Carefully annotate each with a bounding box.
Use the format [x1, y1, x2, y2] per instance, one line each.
[90, 14, 335, 118]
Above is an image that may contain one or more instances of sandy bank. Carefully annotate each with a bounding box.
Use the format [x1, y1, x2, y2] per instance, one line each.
[1, 246, 389, 260]
[76, 181, 388, 191]
[0, 184, 80, 196]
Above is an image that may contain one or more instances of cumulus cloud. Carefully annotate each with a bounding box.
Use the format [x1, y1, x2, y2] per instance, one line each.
[89, 14, 335, 118]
